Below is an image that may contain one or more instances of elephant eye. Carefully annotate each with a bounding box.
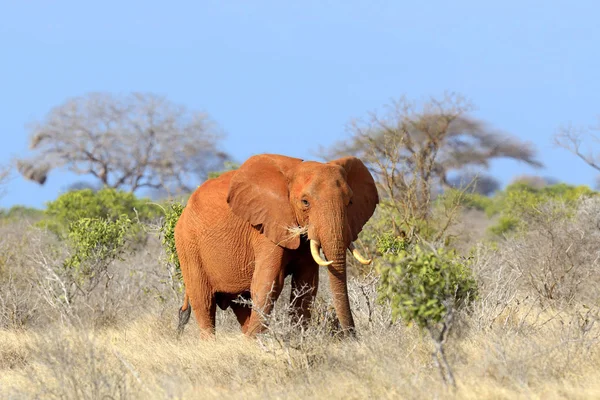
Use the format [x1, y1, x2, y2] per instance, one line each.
[301, 199, 310, 207]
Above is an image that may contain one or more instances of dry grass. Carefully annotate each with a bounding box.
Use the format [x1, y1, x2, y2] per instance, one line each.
[1, 199, 600, 399]
[1, 299, 599, 399]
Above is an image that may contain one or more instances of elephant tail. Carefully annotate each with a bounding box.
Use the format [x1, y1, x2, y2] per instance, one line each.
[177, 293, 192, 338]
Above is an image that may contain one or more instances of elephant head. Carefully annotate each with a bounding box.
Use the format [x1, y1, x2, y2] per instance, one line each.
[227, 154, 379, 333]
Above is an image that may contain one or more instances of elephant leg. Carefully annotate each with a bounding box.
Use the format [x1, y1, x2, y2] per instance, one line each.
[290, 258, 319, 327]
[177, 246, 216, 338]
[228, 291, 252, 333]
[190, 293, 217, 338]
[230, 302, 252, 333]
[245, 247, 288, 336]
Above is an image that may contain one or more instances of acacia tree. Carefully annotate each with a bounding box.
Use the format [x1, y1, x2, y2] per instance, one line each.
[321, 93, 542, 239]
[17, 92, 228, 195]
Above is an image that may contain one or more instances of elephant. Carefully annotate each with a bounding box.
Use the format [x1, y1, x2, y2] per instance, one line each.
[175, 153, 379, 338]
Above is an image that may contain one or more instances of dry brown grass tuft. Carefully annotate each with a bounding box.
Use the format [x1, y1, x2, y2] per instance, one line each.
[286, 225, 309, 238]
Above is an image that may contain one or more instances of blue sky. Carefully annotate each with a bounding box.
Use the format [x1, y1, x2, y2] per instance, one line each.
[1, 1, 599, 208]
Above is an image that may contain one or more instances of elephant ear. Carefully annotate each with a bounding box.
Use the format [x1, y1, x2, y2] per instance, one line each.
[330, 156, 379, 241]
[227, 154, 304, 249]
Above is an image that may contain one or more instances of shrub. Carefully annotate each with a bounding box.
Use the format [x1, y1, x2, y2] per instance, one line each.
[159, 202, 185, 281]
[501, 197, 600, 304]
[488, 215, 519, 236]
[377, 244, 477, 329]
[376, 239, 478, 386]
[448, 182, 597, 236]
[64, 215, 132, 284]
[0, 206, 44, 222]
[488, 183, 596, 236]
[38, 187, 159, 239]
[359, 201, 441, 256]
[376, 232, 408, 255]
[48, 215, 134, 310]
[440, 189, 494, 214]
[32, 214, 133, 322]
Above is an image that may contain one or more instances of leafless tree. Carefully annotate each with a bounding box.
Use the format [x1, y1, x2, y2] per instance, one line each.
[555, 120, 600, 175]
[17, 92, 229, 195]
[320, 93, 542, 238]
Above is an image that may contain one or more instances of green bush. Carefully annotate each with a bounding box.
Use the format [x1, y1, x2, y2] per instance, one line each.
[376, 237, 478, 386]
[57, 215, 133, 304]
[488, 215, 519, 236]
[439, 189, 494, 214]
[360, 201, 439, 251]
[64, 215, 132, 279]
[488, 183, 596, 236]
[376, 232, 408, 255]
[159, 201, 185, 280]
[0, 205, 44, 222]
[377, 243, 478, 329]
[38, 188, 159, 238]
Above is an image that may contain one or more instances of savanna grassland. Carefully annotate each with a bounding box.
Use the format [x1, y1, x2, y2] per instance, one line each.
[1, 181, 600, 400]
[2, 94, 600, 399]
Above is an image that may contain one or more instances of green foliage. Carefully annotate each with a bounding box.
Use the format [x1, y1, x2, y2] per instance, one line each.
[359, 203, 400, 246]
[56, 215, 133, 305]
[377, 241, 478, 329]
[488, 215, 519, 236]
[0, 205, 44, 222]
[488, 183, 595, 235]
[64, 215, 132, 280]
[537, 182, 595, 199]
[376, 232, 408, 255]
[207, 161, 240, 179]
[359, 201, 439, 252]
[442, 190, 494, 213]
[38, 188, 159, 238]
[445, 181, 597, 236]
[159, 202, 185, 279]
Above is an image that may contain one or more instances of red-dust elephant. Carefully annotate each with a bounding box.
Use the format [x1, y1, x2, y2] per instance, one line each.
[175, 154, 379, 337]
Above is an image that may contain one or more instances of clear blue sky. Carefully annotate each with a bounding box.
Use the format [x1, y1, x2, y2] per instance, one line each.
[1, 1, 599, 208]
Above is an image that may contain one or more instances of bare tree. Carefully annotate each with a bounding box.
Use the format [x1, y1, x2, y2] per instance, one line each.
[320, 93, 542, 238]
[17, 92, 229, 194]
[555, 120, 600, 175]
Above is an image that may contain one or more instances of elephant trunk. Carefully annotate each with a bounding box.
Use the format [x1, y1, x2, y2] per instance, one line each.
[314, 203, 355, 335]
[321, 241, 355, 334]
[330, 266, 355, 333]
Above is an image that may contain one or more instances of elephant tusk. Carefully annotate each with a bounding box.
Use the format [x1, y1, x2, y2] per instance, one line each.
[349, 243, 372, 265]
[310, 240, 333, 266]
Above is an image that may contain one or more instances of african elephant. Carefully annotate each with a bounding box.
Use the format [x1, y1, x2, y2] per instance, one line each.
[175, 153, 379, 337]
